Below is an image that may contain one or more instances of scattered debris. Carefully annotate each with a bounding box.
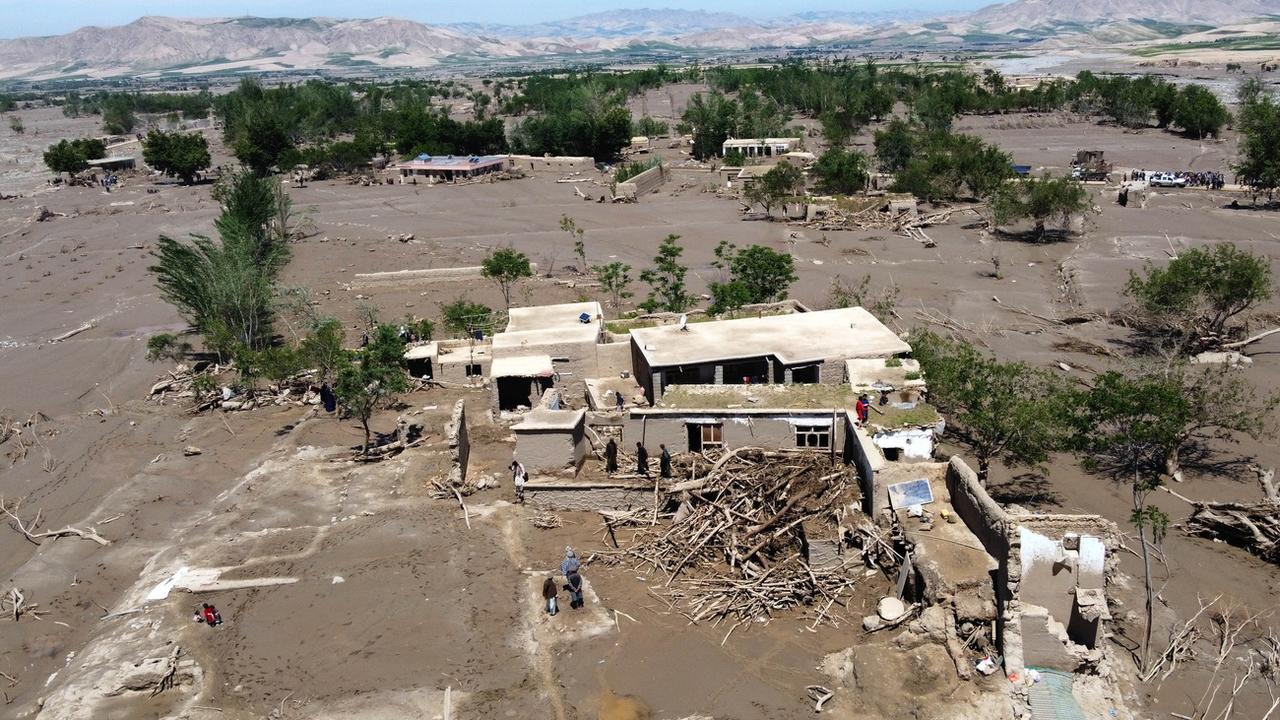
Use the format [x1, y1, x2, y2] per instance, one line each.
[603, 448, 861, 626]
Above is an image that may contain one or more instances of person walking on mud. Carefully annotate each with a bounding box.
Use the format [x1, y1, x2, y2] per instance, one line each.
[636, 442, 650, 476]
[659, 444, 672, 479]
[542, 576, 559, 616]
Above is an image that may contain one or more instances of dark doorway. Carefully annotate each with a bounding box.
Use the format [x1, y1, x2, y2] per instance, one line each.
[723, 358, 770, 385]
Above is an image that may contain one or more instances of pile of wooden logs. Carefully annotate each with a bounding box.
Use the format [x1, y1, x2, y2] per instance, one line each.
[608, 447, 861, 626]
[1184, 501, 1280, 563]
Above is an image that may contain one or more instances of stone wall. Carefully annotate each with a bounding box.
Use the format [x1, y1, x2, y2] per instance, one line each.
[525, 484, 654, 511]
[445, 400, 469, 486]
[616, 164, 668, 200]
[623, 411, 847, 455]
[845, 421, 886, 515]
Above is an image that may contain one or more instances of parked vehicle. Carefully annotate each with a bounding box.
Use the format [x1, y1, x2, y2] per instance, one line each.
[1149, 173, 1188, 188]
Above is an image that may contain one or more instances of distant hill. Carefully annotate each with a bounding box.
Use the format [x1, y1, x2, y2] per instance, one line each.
[2, 4, 1279, 80]
[448, 8, 762, 39]
[968, 0, 1280, 31]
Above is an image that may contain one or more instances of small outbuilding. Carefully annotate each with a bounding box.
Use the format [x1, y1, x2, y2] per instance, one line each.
[512, 408, 590, 475]
[492, 355, 555, 411]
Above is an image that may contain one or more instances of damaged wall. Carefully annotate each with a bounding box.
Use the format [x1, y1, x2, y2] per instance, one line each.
[943, 456, 1119, 677]
[445, 399, 470, 486]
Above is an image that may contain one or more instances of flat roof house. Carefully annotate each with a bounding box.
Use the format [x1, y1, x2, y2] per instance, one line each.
[491, 301, 604, 411]
[629, 307, 910, 404]
[721, 137, 801, 158]
[396, 154, 508, 181]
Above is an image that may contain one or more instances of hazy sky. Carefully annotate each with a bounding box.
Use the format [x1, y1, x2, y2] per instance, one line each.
[0, 0, 992, 38]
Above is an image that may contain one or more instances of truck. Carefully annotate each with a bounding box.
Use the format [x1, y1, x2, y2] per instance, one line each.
[1070, 150, 1112, 181]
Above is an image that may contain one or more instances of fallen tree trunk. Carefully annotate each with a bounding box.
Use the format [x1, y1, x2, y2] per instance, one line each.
[1184, 501, 1280, 563]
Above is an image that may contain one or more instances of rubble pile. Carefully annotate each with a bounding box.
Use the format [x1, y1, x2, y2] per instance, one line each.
[608, 447, 862, 626]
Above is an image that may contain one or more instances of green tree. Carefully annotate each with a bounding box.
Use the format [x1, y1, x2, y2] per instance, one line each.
[336, 324, 410, 453]
[148, 170, 288, 359]
[708, 280, 754, 316]
[1155, 363, 1279, 480]
[145, 333, 193, 363]
[8, 115, 23, 135]
[300, 317, 349, 385]
[560, 214, 587, 272]
[233, 113, 295, 175]
[746, 163, 804, 217]
[251, 344, 303, 392]
[1073, 370, 1181, 672]
[911, 330, 1073, 482]
[991, 174, 1091, 239]
[1124, 243, 1273, 348]
[683, 91, 739, 160]
[812, 148, 869, 195]
[42, 138, 106, 177]
[481, 248, 534, 310]
[640, 234, 695, 313]
[101, 98, 136, 134]
[873, 118, 915, 174]
[441, 299, 493, 338]
[725, 245, 796, 305]
[1234, 81, 1280, 200]
[142, 129, 212, 184]
[595, 261, 633, 308]
[1172, 85, 1230, 138]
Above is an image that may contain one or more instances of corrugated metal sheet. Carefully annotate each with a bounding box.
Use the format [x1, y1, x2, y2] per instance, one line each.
[1027, 668, 1087, 720]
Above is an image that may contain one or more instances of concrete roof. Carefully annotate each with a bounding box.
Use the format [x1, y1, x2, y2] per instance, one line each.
[403, 342, 438, 361]
[631, 307, 910, 368]
[845, 358, 925, 389]
[512, 408, 586, 431]
[723, 138, 801, 146]
[494, 301, 602, 351]
[490, 354, 554, 378]
[396, 154, 505, 171]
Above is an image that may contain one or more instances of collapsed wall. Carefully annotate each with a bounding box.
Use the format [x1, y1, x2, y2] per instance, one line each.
[445, 399, 469, 487]
[944, 457, 1119, 677]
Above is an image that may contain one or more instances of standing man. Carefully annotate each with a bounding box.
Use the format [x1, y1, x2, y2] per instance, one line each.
[615, 390, 625, 413]
[510, 460, 527, 503]
[635, 442, 650, 476]
[659, 443, 672, 479]
[605, 437, 619, 474]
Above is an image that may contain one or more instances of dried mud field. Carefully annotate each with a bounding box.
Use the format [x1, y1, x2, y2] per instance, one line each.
[2, 101, 1280, 719]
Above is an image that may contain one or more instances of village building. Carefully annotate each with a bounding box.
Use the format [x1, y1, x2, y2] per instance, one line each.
[721, 137, 801, 158]
[395, 154, 509, 181]
[490, 301, 606, 411]
[88, 156, 136, 172]
[628, 307, 911, 404]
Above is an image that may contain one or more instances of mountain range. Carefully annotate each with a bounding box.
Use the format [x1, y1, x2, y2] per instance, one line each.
[1, 1, 1278, 80]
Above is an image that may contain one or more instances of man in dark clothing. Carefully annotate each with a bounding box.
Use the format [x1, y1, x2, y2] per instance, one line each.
[319, 384, 336, 413]
[542, 577, 559, 616]
[605, 438, 618, 474]
[565, 570, 584, 609]
[659, 444, 672, 479]
[615, 390, 625, 413]
[636, 442, 650, 476]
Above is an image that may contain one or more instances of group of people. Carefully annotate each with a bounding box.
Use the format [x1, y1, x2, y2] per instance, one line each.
[601, 439, 672, 478]
[1125, 169, 1227, 189]
[192, 602, 222, 627]
[542, 546, 586, 616]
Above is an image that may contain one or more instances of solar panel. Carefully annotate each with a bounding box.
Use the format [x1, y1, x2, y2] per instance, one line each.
[887, 478, 935, 509]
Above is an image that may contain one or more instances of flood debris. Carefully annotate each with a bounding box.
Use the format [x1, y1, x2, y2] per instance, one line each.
[603, 447, 862, 626]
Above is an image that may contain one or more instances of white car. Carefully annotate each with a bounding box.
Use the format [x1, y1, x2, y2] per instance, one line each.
[1149, 173, 1188, 188]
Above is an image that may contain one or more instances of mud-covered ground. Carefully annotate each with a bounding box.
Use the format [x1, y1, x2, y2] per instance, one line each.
[2, 89, 1279, 719]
